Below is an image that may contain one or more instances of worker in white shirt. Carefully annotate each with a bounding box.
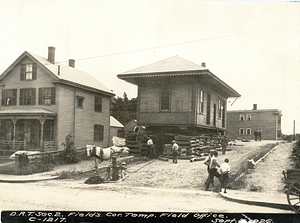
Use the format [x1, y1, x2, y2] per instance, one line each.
[147, 137, 156, 157]
[220, 158, 230, 193]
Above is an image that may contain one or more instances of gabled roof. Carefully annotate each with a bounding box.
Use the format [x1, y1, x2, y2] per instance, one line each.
[118, 56, 240, 98]
[0, 51, 114, 96]
[110, 116, 124, 128]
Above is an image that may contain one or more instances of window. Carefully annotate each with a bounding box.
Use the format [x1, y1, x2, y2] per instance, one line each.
[222, 101, 226, 128]
[239, 114, 245, 121]
[218, 100, 222, 118]
[76, 96, 84, 108]
[94, 124, 104, 141]
[239, 128, 244, 135]
[95, 96, 102, 112]
[38, 88, 55, 105]
[246, 128, 251, 135]
[1, 89, 17, 106]
[20, 88, 36, 105]
[20, 63, 37, 81]
[246, 114, 251, 121]
[198, 90, 204, 113]
[160, 87, 170, 111]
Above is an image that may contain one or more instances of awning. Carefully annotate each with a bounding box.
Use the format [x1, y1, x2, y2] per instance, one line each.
[0, 108, 56, 119]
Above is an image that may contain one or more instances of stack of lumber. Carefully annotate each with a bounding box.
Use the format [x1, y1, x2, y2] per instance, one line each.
[175, 135, 210, 155]
[125, 132, 143, 154]
[125, 131, 156, 156]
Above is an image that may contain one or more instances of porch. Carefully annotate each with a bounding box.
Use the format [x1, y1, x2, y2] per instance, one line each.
[0, 108, 57, 152]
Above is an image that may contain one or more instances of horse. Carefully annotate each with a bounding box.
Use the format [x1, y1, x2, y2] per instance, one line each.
[86, 145, 129, 170]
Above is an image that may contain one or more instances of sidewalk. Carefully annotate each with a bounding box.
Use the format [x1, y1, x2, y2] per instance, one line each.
[219, 190, 292, 211]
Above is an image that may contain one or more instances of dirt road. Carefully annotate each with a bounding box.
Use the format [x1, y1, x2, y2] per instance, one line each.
[0, 179, 293, 213]
[0, 141, 295, 214]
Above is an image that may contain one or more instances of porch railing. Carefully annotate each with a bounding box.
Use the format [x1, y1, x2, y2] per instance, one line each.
[43, 141, 56, 151]
[0, 140, 26, 150]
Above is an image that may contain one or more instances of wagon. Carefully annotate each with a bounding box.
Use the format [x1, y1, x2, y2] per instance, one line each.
[282, 169, 300, 213]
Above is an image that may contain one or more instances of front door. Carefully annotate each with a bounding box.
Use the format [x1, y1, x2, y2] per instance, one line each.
[206, 94, 211, 125]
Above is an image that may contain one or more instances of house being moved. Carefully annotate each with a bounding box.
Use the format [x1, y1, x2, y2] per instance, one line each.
[0, 47, 114, 151]
[117, 56, 240, 143]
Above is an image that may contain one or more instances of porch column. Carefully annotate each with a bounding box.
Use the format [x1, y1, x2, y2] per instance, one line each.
[39, 116, 46, 151]
[12, 117, 18, 150]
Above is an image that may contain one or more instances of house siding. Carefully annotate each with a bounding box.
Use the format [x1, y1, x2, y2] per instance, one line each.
[226, 109, 282, 140]
[0, 51, 113, 151]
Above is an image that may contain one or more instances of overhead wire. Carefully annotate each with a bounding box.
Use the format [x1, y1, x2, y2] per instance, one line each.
[58, 25, 287, 63]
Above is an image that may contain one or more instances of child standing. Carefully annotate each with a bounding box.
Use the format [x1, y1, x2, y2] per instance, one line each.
[220, 158, 230, 193]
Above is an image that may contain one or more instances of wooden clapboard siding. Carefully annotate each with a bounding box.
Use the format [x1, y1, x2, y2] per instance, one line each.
[226, 109, 282, 140]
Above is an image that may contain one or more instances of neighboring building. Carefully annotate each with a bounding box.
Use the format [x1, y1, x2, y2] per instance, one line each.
[0, 47, 114, 151]
[226, 104, 282, 140]
[117, 56, 240, 140]
[109, 116, 125, 146]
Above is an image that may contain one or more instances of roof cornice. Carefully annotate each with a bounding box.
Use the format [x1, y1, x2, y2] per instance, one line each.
[53, 80, 115, 97]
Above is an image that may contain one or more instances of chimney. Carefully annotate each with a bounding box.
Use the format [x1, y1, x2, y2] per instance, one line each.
[201, 62, 206, 68]
[253, 104, 257, 110]
[69, 59, 75, 68]
[48, 46, 55, 64]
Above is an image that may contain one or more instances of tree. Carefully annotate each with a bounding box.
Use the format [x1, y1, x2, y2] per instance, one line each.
[111, 92, 137, 125]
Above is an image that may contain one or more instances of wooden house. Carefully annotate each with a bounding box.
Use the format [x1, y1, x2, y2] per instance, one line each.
[0, 47, 114, 152]
[117, 56, 240, 142]
[226, 104, 282, 140]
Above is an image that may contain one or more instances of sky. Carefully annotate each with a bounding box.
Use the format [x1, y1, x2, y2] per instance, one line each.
[0, 0, 299, 134]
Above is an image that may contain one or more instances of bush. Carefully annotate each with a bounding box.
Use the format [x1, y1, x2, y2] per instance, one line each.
[59, 133, 80, 164]
[59, 146, 80, 164]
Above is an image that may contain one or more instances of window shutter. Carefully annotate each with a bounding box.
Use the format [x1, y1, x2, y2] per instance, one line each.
[13, 89, 17, 105]
[20, 89, 24, 105]
[32, 63, 37, 80]
[32, 88, 36, 105]
[20, 64, 25, 81]
[38, 88, 42, 105]
[1, 90, 6, 106]
[51, 87, 56, 105]
[100, 125, 104, 141]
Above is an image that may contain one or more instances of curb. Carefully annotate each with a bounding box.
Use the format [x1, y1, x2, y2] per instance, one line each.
[0, 175, 60, 183]
[219, 192, 291, 211]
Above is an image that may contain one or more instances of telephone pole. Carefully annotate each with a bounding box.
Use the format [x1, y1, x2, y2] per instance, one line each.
[293, 120, 296, 141]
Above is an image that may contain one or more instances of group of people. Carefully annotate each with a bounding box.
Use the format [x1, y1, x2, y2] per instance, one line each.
[254, 127, 262, 141]
[204, 149, 230, 193]
[147, 136, 230, 192]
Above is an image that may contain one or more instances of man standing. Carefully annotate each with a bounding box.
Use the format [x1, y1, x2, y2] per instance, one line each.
[254, 129, 258, 141]
[147, 137, 155, 157]
[204, 150, 215, 186]
[220, 135, 228, 155]
[171, 140, 179, 164]
[220, 158, 230, 193]
[258, 127, 262, 141]
[205, 150, 222, 191]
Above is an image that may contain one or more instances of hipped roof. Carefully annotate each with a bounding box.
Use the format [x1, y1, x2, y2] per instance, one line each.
[0, 51, 114, 97]
[118, 55, 240, 98]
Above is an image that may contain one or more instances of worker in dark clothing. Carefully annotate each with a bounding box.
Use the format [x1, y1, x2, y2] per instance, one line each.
[221, 135, 228, 155]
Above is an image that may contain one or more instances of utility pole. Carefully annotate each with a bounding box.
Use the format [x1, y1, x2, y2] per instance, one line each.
[293, 120, 296, 141]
